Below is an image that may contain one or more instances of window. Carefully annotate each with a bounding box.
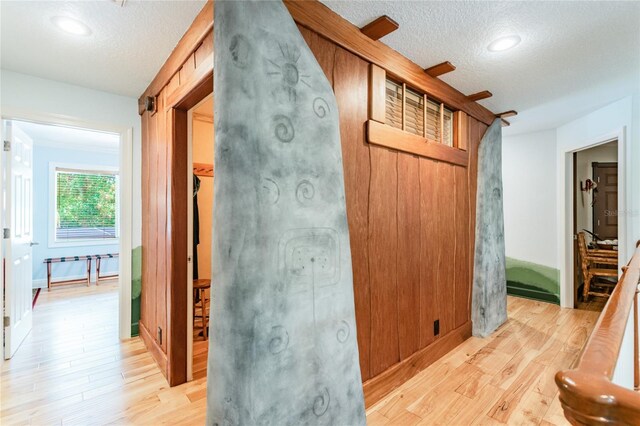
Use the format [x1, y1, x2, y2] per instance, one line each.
[405, 87, 425, 136]
[385, 76, 454, 146]
[54, 167, 119, 242]
[368, 64, 468, 166]
[385, 79, 403, 130]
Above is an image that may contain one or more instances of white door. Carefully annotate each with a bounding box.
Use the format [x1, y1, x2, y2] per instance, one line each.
[3, 120, 34, 359]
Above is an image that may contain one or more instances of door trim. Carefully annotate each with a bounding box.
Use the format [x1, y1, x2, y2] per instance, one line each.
[0, 111, 134, 340]
[559, 128, 626, 309]
[165, 72, 213, 386]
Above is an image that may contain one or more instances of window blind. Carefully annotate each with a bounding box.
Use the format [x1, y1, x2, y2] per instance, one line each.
[442, 107, 454, 146]
[385, 79, 403, 130]
[384, 77, 456, 145]
[56, 169, 118, 240]
[404, 87, 424, 137]
[426, 99, 441, 142]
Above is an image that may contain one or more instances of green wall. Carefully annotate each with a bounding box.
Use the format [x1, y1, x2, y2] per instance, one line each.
[506, 257, 560, 304]
[131, 246, 141, 336]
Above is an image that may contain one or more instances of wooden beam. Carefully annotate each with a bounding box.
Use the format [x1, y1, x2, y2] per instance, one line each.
[467, 90, 493, 102]
[367, 120, 468, 167]
[497, 110, 518, 119]
[501, 119, 511, 127]
[424, 61, 456, 78]
[454, 111, 468, 151]
[138, 0, 213, 113]
[284, 0, 496, 125]
[360, 15, 399, 41]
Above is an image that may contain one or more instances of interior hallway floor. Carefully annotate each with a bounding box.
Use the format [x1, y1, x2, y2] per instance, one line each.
[366, 297, 598, 425]
[1, 284, 598, 425]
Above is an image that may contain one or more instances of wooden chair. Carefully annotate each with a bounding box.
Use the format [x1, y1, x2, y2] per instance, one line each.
[577, 232, 618, 301]
[193, 279, 211, 340]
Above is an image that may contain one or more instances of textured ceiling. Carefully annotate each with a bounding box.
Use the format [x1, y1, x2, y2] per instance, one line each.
[15, 120, 119, 153]
[2, 1, 638, 133]
[0, 0, 206, 98]
[322, 1, 640, 134]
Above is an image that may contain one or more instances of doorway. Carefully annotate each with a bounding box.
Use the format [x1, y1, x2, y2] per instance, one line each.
[1, 117, 133, 360]
[572, 140, 619, 311]
[187, 94, 214, 381]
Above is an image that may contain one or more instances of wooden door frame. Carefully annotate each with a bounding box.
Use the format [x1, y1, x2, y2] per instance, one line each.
[164, 71, 213, 386]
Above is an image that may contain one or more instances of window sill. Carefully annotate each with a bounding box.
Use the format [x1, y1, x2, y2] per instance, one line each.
[48, 239, 120, 249]
[366, 120, 468, 167]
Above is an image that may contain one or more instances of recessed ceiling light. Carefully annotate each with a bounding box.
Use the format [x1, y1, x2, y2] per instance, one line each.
[51, 16, 92, 36]
[487, 35, 521, 52]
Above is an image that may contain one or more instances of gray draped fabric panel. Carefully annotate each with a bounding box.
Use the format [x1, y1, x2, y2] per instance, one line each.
[207, 1, 366, 424]
[472, 119, 508, 337]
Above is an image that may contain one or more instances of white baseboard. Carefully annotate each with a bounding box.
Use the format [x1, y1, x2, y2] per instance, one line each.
[33, 279, 48, 288]
[33, 276, 92, 288]
[32, 273, 106, 289]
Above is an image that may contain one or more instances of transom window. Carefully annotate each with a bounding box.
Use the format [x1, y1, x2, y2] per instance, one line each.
[385, 77, 454, 146]
[54, 167, 119, 242]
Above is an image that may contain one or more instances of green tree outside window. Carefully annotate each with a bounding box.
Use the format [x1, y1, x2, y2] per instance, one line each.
[56, 170, 117, 240]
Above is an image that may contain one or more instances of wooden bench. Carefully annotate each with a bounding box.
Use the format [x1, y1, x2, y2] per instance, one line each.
[44, 253, 119, 290]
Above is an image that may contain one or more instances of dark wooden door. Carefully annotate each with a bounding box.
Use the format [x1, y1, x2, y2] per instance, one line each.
[592, 162, 618, 239]
[573, 152, 579, 307]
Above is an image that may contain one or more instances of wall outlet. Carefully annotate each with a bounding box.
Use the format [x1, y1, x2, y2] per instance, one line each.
[434, 319, 440, 336]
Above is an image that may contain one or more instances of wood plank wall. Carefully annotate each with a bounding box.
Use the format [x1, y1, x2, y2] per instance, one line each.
[139, 4, 489, 395]
[140, 87, 170, 374]
[140, 22, 214, 384]
[299, 26, 488, 383]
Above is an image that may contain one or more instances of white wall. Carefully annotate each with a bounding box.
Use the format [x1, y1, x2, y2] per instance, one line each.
[0, 70, 141, 251]
[504, 95, 639, 391]
[557, 96, 639, 308]
[555, 94, 640, 390]
[502, 129, 558, 269]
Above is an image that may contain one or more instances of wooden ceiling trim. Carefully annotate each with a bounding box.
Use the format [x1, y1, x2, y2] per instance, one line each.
[284, 0, 496, 125]
[424, 61, 456, 78]
[138, 0, 213, 114]
[497, 110, 518, 118]
[467, 90, 493, 102]
[360, 15, 399, 41]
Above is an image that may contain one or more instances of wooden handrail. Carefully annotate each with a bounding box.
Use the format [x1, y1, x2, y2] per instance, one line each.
[555, 242, 640, 424]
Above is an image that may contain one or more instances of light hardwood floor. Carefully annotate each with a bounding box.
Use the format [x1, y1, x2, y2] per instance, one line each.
[193, 305, 209, 381]
[366, 297, 599, 425]
[1, 283, 598, 425]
